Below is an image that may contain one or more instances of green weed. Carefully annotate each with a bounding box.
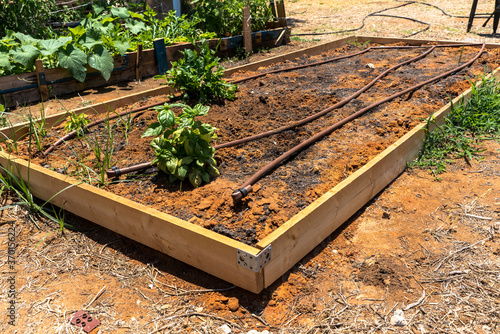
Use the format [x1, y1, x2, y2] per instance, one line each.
[410, 75, 500, 176]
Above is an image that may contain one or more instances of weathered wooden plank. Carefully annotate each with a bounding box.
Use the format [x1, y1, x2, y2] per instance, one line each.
[35, 59, 50, 102]
[257, 67, 500, 289]
[243, 6, 252, 53]
[0, 154, 265, 293]
[0, 85, 172, 141]
[0, 72, 37, 92]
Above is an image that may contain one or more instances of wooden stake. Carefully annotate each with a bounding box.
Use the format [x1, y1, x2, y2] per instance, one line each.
[135, 44, 143, 81]
[35, 59, 49, 101]
[276, 0, 287, 27]
[243, 5, 252, 54]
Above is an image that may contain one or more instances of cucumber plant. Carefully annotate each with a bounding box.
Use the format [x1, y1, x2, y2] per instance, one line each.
[142, 103, 219, 188]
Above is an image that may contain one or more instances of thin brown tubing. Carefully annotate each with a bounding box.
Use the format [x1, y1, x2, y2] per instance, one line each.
[227, 43, 483, 85]
[231, 43, 486, 203]
[230, 48, 372, 84]
[107, 44, 481, 178]
[106, 46, 435, 177]
[216, 45, 437, 149]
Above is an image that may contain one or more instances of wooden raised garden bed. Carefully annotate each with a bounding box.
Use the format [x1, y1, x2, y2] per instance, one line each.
[0, 26, 290, 109]
[1, 36, 499, 293]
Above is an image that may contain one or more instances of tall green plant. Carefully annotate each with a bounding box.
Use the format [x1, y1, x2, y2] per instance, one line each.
[191, 0, 272, 37]
[156, 40, 237, 103]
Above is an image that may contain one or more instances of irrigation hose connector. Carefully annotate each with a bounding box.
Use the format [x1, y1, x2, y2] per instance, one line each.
[107, 166, 122, 178]
[231, 185, 253, 204]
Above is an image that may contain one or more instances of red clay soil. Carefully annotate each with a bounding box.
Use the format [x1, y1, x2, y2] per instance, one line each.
[8, 42, 500, 245]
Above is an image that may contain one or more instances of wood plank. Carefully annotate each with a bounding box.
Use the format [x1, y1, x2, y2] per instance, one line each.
[356, 36, 500, 49]
[243, 6, 252, 54]
[136, 44, 143, 81]
[224, 35, 356, 76]
[0, 85, 172, 140]
[0, 72, 37, 92]
[0, 153, 264, 293]
[257, 67, 500, 288]
[276, 0, 287, 27]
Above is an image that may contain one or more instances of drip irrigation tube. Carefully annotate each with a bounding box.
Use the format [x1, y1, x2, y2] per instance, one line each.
[107, 43, 483, 178]
[231, 43, 485, 203]
[45, 47, 375, 156]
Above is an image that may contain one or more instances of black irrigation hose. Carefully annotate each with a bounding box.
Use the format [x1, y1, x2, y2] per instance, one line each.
[231, 44, 486, 203]
[292, 0, 489, 38]
[106, 43, 483, 178]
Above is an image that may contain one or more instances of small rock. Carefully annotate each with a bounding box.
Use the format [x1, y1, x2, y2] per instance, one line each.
[366, 63, 375, 69]
[196, 199, 213, 210]
[390, 309, 407, 326]
[382, 212, 391, 219]
[268, 300, 276, 306]
[218, 324, 232, 334]
[228, 297, 239, 312]
[213, 302, 225, 310]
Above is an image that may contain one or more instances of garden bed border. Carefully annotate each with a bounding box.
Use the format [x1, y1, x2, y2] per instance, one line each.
[1, 36, 499, 293]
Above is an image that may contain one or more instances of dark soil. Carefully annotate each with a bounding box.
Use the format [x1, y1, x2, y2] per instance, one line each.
[9, 42, 500, 245]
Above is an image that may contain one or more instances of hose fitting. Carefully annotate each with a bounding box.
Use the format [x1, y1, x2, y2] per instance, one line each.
[231, 185, 253, 204]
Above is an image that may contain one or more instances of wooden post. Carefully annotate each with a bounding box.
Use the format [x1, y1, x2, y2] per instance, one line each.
[243, 5, 252, 54]
[276, 0, 287, 27]
[135, 44, 143, 81]
[35, 59, 49, 101]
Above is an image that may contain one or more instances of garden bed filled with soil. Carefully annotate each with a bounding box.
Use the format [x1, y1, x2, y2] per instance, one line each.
[7, 41, 500, 246]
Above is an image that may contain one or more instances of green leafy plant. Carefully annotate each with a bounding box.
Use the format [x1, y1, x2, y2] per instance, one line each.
[142, 102, 219, 188]
[64, 112, 91, 136]
[157, 40, 237, 103]
[0, 5, 216, 81]
[191, 0, 272, 37]
[411, 75, 500, 175]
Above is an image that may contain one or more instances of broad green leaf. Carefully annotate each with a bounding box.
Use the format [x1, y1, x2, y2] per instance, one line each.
[81, 28, 103, 49]
[38, 39, 66, 57]
[111, 7, 130, 19]
[88, 45, 114, 81]
[177, 165, 187, 180]
[58, 36, 73, 46]
[142, 122, 162, 137]
[58, 44, 87, 82]
[69, 25, 86, 40]
[0, 53, 13, 71]
[158, 109, 175, 129]
[129, 11, 145, 20]
[188, 169, 202, 188]
[201, 170, 210, 183]
[166, 158, 178, 174]
[125, 19, 147, 35]
[113, 40, 131, 55]
[101, 17, 116, 25]
[93, 3, 105, 16]
[13, 32, 38, 45]
[12, 45, 40, 69]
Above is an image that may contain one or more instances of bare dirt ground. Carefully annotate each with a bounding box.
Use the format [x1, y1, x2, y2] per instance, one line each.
[1, 1, 500, 334]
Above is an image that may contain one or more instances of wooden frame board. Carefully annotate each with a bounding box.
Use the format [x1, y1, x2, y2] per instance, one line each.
[0, 36, 498, 293]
